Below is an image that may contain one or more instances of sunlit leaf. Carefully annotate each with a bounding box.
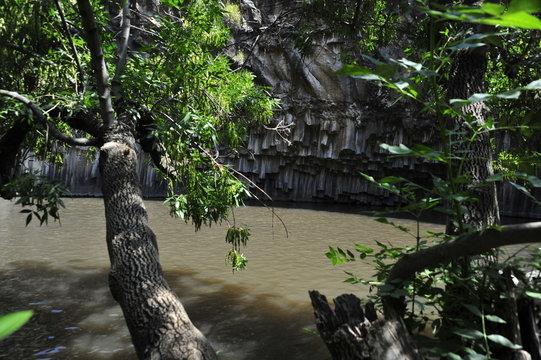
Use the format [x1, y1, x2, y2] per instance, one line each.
[0, 310, 33, 340]
[479, 12, 541, 29]
[394, 81, 410, 90]
[468, 93, 492, 103]
[524, 79, 541, 89]
[485, 315, 506, 324]
[380, 143, 412, 155]
[336, 64, 375, 77]
[525, 291, 541, 299]
[496, 90, 521, 99]
[450, 98, 472, 106]
[480, 3, 505, 15]
[394, 58, 423, 71]
[508, 0, 541, 14]
[487, 334, 522, 349]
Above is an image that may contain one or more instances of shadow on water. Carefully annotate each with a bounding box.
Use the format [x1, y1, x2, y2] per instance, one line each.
[0, 261, 329, 360]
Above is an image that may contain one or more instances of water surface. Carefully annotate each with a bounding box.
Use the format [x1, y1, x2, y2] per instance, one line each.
[0, 198, 439, 359]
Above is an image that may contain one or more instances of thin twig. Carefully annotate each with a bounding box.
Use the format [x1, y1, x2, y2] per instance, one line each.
[54, 0, 85, 93]
[112, 0, 133, 102]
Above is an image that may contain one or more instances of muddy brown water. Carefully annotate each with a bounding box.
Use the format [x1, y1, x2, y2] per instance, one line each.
[0, 198, 445, 359]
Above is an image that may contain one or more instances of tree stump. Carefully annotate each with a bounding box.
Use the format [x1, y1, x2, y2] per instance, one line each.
[309, 290, 422, 360]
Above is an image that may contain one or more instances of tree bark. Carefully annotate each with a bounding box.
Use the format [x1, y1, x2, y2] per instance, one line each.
[309, 291, 422, 360]
[99, 124, 217, 360]
[446, 46, 500, 233]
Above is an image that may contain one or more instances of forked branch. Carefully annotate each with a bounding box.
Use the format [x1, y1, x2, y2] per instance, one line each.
[0, 89, 100, 147]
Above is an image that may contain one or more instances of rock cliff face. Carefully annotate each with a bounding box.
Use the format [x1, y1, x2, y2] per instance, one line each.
[225, 0, 541, 217]
[26, 0, 541, 218]
[226, 0, 440, 206]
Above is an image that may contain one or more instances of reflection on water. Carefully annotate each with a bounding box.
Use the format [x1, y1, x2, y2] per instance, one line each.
[0, 262, 326, 359]
[0, 198, 441, 359]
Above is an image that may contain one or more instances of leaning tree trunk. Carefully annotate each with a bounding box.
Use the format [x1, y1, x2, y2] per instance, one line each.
[99, 125, 217, 360]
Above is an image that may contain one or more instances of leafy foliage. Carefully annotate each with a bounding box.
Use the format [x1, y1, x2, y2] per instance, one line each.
[3, 172, 69, 225]
[121, 0, 277, 232]
[0, 0, 277, 261]
[223, 225, 250, 271]
[325, 0, 541, 358]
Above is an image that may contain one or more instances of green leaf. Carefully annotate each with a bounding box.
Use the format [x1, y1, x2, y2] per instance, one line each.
[0, 310, 33, 340]
[508, 0, 541, 14]
[480, 3, 505, 15]
[380, 143, 412, 155]
[375, 64, 396, 77]
[479, 12, 541, 30]
[302, 327, 318, 336]
[379, 177, 406, 184]
[445, 352, 462, 360]
[525, 291, 541, 299]
[448, 42, 486, 51]
[487, 334, 522, 349]
[466, 354, 489, 360]
[450, 98, 472, 106]
[485, 315, 506, 324]
[524, 79, 541, 90]
[354, 244, 374, 254]
[394, 81, 410, 90]
[394, 58, 423, 71]
[336, 65, 381, 80]
[468, 93, 492, 103]
[496, 90, 521, 99]
[527, 175, 541, 187]
[453, 328, 484, 340]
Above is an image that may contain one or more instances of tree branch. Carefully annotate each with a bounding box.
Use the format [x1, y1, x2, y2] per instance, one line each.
[383, 222, 541, 317]
[0, 89, 100, 147]
[0, 41, 57, 65]
[76, 0, 116, 128]
[111, 0, 133, 102]
[54, 0, 85, 92]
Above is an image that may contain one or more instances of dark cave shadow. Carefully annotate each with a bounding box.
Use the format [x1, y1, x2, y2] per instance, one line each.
[0, 261, 329, 360]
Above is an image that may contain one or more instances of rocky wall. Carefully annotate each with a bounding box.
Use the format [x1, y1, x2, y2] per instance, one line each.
[25, 0, 541, 219]
[226, 0, 440, 205]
